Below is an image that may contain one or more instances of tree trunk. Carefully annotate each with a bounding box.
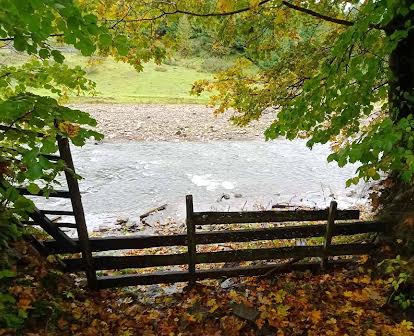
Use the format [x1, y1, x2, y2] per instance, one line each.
[387, 8, 414, 121]
[379, 6, 414, 242]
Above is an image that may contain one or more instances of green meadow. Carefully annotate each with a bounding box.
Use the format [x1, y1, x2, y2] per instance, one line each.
[0, 51, 224, 104]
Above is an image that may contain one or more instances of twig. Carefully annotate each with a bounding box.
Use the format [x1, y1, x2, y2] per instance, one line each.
[140, 203, 167, 220]
[259, 257, 303, 278]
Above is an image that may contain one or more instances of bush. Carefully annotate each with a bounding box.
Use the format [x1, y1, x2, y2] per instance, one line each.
[154, 66, 168, 72]
[200, 57, 233, 73]
[379, 255, 414, 309]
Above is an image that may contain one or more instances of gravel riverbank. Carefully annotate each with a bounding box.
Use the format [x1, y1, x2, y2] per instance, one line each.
[71, 103, 275, 141]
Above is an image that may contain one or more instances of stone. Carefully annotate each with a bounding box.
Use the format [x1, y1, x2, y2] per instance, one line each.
[234, 193, 243, 198]
[98, 225, 111, 232]
[220, 278, 234, 289]
[346, 190, 357, 197]
[116, 216, 129, 224]
[231, 303, 259, 322]
[218, 193, 231, 201]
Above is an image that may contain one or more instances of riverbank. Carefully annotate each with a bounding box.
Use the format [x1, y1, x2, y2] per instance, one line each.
[71, 104, 275, 141]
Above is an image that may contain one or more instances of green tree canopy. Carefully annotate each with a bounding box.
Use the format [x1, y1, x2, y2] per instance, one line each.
[80, 0, 414, 185]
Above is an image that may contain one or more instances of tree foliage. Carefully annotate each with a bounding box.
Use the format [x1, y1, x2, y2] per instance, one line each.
[78, 0, 414, 185]
[4, 1, 413, 186]
[0, 0, 115, 252]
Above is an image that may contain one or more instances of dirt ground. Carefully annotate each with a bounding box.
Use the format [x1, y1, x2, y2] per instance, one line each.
[71, 103, 276, 141]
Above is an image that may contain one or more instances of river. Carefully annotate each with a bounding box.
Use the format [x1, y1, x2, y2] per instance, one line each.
[35, 140, 371, 233]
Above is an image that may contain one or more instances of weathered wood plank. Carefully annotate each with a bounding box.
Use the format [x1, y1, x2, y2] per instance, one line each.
[43, 234, 188, 254]
[195, 243, 375, 264]
[64, 253, 189, 272]
[29, 208, 76, 249]
[40, 210, 74, 216]
[186, 195, 196, 284]
[17, 188, 71, 198]
[192, 209, 360, 225]
[195, 221, 384, 244]
[43, 221, 384, 254]
[97, 271, 192, 287]
[41, 154, 61, 161]
[62, 243, 374, 272]
[0, 125, 45, 137]
[96, 260, 357, 288]
[58, 135, 97, 289]
[194, 259, 355, 280]
[22, 220, 77, 228]
[322, 201, 337, 269]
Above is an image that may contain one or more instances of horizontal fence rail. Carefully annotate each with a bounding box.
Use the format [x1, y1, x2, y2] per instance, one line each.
[17, 188, 71, 198]
[22, 220, 78, 228]
[192, 209, 360, 225]
[40, 210, 74, 216]
[96, 260, 357, 289]
[63, 243, 376, 273]
[43, 220, 385, 254]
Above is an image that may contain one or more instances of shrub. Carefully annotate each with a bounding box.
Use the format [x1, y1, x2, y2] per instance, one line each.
[200, 57, 233, 73]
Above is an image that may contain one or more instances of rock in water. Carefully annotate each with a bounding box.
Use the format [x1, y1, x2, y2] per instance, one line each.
[116, 216, 129, 224]
[218, 193, 231, 201]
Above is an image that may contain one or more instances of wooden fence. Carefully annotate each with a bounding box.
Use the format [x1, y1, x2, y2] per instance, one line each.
[41, 196, 385, 289]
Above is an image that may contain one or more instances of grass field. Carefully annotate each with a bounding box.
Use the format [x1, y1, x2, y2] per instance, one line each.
[0, 51, 228, 104]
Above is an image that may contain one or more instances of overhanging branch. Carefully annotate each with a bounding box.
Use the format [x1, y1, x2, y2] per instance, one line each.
[107, 1, 382, 29]
[0, 0, 383, 42]
[281, 1, 354, 26]
[0, 33, 63, 42]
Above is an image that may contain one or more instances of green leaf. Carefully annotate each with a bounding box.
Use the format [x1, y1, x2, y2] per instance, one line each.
[26, 163, 43, 180]
[39, 48, 50, 59]
[99, 33, 112, 48]
[51, 50, 65, 63]
[114, 35, 129, 56]
[0, 269, 16, 280]
[13, 34, 26, 51]
[26, 183, 40, 195]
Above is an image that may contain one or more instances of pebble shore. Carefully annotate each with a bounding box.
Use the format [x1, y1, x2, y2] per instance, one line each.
[71, 103, 276, 141]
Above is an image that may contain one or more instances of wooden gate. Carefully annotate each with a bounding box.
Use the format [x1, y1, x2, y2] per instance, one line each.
[11, 128, 386, 290]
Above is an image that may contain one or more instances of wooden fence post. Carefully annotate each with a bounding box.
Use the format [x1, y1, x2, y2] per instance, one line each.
[321, 201, 337, 270]
[186, 195, 196, 285]
[57, 134, 97, 290]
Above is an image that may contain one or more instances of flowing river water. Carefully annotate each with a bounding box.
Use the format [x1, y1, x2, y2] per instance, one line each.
[34, 140, 371, 234]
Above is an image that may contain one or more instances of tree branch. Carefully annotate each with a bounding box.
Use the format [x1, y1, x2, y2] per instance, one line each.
[281, 1, 354, 27]
[0, 33, 63, 42]
[108, 0, 382, 30]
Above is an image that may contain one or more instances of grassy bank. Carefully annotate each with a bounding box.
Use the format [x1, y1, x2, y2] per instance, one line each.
[0, 51, 233, 104]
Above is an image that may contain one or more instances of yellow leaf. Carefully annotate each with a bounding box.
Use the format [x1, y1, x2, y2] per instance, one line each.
[250, 0, 261, 7]
[343, 291, 353, 298]
[184, 313, 197, 322]
[360, 275, 371, 284]
[309, 310, 322, 324]
[206, 298, 219, 313]
[18, 298, 32, 310]
[58, 121, 80, 138]
[217, 0, 233, 12]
